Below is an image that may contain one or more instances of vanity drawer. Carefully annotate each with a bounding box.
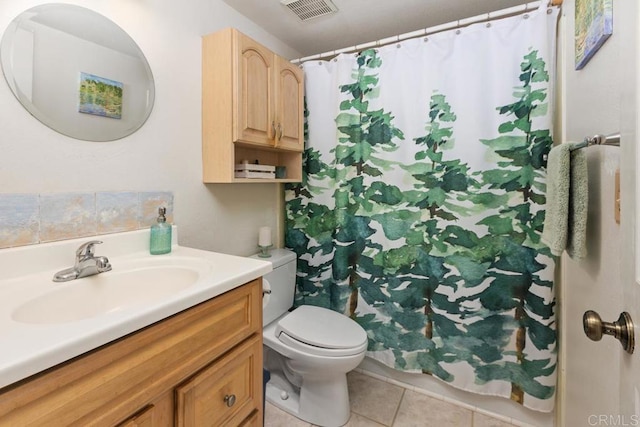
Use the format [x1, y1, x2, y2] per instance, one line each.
[118, 404, 156, 426]
[175, 335, 262, 426]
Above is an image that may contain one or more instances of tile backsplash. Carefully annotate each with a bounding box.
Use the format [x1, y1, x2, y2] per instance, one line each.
[0, 192, 173, 249]
[0, 194, 40, 248]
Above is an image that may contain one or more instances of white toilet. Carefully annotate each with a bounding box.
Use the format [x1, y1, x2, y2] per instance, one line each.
[251, 249, 368, 427]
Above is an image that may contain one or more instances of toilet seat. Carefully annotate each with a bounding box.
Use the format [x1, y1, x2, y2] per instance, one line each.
[275, 305, 368, 357]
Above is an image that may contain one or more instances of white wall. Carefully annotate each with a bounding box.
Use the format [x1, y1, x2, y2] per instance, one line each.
[0, 0, 301, 256]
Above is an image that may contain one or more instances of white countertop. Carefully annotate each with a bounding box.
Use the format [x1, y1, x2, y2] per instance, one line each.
[0, 229, 272, 390]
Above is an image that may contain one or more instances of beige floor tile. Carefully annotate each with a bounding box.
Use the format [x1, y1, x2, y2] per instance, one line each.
[393, 389, 473, 427]
[343, 412, 388, 426]
[264, 402, 313, 427]
[347, 371, 404, 426]
[472, 412, 514, 427]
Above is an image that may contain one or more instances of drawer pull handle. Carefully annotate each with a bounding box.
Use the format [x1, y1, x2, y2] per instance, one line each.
[224, 394, 236, 407]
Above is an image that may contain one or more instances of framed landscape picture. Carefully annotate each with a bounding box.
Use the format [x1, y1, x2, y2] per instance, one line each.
[575, 0, 613, 70]
[78, 72, 123, 119]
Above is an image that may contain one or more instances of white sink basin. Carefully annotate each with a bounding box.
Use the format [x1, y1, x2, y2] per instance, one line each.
[0, 228, 272, 390]
[12, 260, 207, 324]
[11, 267, 192, 323]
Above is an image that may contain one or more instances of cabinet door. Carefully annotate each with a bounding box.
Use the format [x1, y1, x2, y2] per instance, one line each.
[235, 32, 275, 147]
[175, 335, 263, 427]
[275, 56, 304, 152]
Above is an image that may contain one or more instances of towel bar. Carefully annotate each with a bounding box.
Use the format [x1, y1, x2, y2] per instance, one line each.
[570, 133, 620, 151]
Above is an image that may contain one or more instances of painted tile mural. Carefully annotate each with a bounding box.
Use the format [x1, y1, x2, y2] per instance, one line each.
[140, 192, 174, 227]
[0, 191, 173, 249]
[0, 194, 40, 247]
[97, 192, 139, 234]
[40, 193, 96, 242]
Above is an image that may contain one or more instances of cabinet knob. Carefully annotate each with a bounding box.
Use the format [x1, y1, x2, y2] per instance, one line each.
[224, 394, 236, 407]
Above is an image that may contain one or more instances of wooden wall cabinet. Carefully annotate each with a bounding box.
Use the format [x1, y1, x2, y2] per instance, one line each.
[0, 280, 264, 426]
[202, 28, 304, 183]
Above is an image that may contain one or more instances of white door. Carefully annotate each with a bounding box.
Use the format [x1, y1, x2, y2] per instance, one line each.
[560, 1, 640, 426]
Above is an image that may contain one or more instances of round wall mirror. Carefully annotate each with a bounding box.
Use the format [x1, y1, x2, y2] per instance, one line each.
[0, 4, 155, 142]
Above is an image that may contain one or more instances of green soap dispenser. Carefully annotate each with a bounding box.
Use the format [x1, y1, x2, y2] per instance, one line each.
[150, 207, 172, 255]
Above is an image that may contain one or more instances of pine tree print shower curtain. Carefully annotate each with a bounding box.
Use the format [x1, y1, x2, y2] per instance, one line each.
[285, 5, 560, 412]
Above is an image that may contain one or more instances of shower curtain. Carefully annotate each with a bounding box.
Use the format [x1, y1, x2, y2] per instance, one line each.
[285, 5, 559, 412]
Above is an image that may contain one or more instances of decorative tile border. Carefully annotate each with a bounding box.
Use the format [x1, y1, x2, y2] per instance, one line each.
[0, 194, 40, 248]
[40, 193, 96, 242]
[139, 192, 175, 227]
[0, 192, 173, 249]
[97, 192, 139, 234]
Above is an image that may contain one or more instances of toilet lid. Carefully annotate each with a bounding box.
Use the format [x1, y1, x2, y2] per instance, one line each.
[275, 305, 368, 351]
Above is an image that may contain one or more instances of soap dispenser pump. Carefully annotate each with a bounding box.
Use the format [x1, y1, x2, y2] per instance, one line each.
[150, 207, 172, 255]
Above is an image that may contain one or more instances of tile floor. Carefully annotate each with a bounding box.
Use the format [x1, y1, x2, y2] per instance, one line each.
[264, 371, 520, 427]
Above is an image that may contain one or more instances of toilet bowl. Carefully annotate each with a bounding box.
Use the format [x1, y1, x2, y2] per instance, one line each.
[250, 249, 368, 427]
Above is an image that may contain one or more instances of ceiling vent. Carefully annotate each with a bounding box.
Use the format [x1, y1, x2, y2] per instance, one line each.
[280, 0, 338, 21]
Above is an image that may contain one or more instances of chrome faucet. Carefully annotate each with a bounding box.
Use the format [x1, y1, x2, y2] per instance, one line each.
[52, 240, 112, 282]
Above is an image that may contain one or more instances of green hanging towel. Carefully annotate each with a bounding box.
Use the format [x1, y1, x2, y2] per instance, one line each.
[542, 142, 588, 259]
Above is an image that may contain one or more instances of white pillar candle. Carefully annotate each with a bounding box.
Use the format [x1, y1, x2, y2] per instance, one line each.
[258, 226, 272, 247]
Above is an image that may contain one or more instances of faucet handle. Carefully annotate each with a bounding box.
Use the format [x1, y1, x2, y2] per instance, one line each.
[76, 240, 103, 258]
[95, 256, 112, 273]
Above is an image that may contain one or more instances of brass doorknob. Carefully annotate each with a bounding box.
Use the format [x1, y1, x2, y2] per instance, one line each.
[583, 310, 635, 354]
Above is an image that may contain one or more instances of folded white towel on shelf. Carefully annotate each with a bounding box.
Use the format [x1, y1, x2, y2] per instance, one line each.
[541, 142, 588, 259]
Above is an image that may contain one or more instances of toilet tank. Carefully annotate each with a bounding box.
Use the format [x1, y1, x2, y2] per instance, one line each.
[249, 249, 296, 326]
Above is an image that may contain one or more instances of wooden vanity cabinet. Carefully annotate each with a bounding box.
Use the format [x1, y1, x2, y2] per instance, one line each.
[0, 280, 264, 427]
[202, 28, 303, 183]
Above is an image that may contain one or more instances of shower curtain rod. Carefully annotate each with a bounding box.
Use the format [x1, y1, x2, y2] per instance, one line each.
[291, 0, 563, 64]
